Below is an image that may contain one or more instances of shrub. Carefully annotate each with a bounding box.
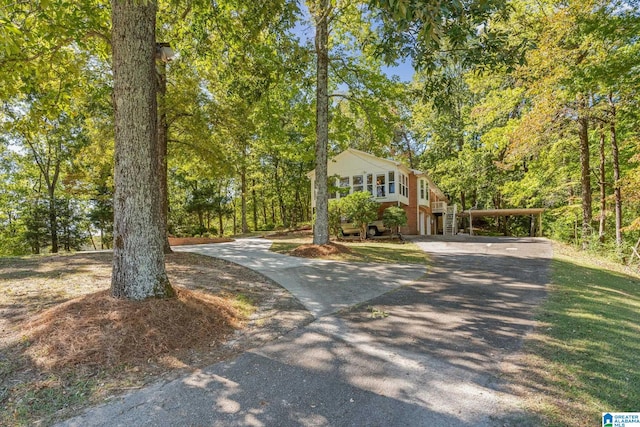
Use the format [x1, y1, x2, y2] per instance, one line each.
[339, 192, 379, 241]
[382, 206, 407, 235]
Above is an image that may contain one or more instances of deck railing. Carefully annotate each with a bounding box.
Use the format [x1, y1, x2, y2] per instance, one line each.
[431, 201, 447, 213]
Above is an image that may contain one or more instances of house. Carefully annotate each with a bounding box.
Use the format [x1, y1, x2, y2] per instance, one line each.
[307, 148, 456, 235]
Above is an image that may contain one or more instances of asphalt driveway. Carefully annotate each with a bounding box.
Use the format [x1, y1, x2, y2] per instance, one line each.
[57, 236, 551, 427]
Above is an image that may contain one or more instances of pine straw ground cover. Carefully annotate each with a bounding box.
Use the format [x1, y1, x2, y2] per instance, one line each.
[0, 251, 311, 426]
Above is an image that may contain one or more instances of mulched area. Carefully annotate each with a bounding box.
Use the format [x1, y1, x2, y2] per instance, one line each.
[24, 288, 243, 370]
[289, 243, 352, 258]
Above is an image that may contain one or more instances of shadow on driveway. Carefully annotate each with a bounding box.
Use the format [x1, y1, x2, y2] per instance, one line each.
[56, 236, 552, 426]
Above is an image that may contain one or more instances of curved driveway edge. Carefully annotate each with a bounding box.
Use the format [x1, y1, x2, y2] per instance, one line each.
[56, 236, 552, 427]
[173, 238, 427, 319]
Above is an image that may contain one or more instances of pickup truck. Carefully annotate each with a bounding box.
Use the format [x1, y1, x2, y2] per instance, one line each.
[340, 220, 388, 238]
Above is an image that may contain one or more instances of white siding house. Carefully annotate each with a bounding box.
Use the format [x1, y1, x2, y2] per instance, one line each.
[307, 148, 455, 235]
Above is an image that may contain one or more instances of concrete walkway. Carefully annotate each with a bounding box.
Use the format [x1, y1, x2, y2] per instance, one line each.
[173, 238, 426, 318]
[56, 236, 551, 427]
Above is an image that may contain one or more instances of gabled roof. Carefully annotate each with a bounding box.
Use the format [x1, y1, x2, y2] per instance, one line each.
[306, 148, 409, 178]
[307, 148, 448, 201]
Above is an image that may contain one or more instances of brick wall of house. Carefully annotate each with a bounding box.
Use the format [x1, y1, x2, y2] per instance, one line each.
[377, 175, 437, 235]
[377, 201, 416, 235]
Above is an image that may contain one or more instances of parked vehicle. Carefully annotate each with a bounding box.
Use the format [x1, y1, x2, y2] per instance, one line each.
[340, 220, 388, 238]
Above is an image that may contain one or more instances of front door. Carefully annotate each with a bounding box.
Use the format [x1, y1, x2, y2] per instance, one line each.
[419, 212, 425, 235]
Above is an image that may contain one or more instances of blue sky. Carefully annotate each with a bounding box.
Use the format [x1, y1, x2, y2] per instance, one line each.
[292, 5, 415, 83]
[381, 60, 414, 82]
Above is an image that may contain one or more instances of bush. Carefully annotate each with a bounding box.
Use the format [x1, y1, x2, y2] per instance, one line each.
[382, 206, 407, 235]
[339, 192, 379, 241]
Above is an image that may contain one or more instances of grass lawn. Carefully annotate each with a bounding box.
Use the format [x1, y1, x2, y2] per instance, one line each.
[511, 243, 640, 426]
[269, 238, 431, 264]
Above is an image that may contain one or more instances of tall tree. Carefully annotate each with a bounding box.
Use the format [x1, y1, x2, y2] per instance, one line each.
[308, 0, 331, 244]
[110, 0, 173, 300]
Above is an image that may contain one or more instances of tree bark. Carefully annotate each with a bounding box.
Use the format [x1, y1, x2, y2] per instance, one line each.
[157, 58, 173, 254]
[609, 94, 622, 247]
[598, 122, 606, 243]
[311, 0, 330, 245]
[577, 102, 592, 250]
[240, 161, 249, 233]
[111, 0, 173, 300]
[47, 186, 59, 253]
[252, 179, 258, 231]
[274, 158, 287, 227]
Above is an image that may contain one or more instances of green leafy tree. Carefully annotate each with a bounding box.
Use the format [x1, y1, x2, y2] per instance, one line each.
[339, 191, 379, 241]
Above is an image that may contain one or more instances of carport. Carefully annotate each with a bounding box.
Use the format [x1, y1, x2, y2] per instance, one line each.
[462, 208, 545, 237]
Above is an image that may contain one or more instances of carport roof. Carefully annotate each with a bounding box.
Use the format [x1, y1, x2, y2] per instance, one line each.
[461, 208, 545, 217]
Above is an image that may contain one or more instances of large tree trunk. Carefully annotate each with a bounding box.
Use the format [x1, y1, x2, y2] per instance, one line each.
[609, 94, 622, 247]
[157, 59, 173, 254]
[578, 105, 592, 250]
[598, 123, 606, 243]
[311, 0, 330, 245]
[111, 0, 173, 300]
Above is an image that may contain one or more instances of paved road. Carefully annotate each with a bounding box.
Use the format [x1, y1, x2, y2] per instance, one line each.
[57, 236, 551, 427]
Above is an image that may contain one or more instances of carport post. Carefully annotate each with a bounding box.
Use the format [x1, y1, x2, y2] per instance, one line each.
[538, 213, 543, 237]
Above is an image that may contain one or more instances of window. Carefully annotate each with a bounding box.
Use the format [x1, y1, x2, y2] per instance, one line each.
[420, 179, 425, 200]
[353, 175, 363, 193]
[399, 174, 408, 197]
[376, 173, 386, 197]
[388, 171, 395, 194]
[339, 176, 350, 197]
[367, 174, 374, 196]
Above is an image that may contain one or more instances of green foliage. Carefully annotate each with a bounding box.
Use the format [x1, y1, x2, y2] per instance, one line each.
[0, 0, 638, 263]
[22, 200, 49, 254]
[338, 192, 379, 240]
[382, 206, 407, 235]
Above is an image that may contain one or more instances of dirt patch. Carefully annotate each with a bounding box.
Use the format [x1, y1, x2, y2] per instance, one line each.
[168, 236, 234, 246]
[0, 251, 312, 426]
[289, 243, 352, 258]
